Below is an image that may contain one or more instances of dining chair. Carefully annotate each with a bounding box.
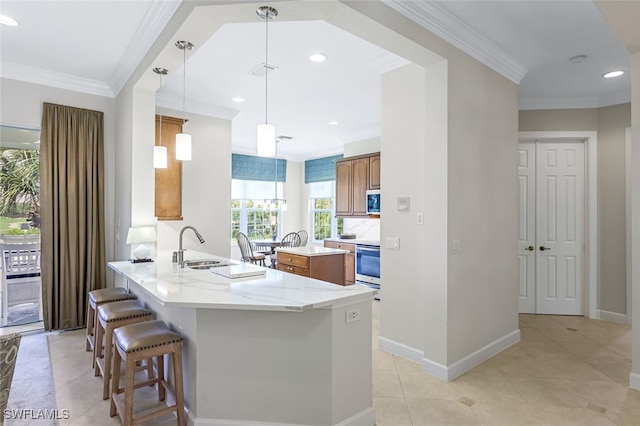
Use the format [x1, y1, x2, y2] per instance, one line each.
[281, 232, 302, 248]
[248, 230, 270, 255]
[236, 232, 266, 267]
[297, 230, 309, 247]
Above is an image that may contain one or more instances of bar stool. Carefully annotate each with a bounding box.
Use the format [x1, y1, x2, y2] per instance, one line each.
[110, 320, 185, 425]
[86, 287, 137, 360]
[94, 300, 153, 400]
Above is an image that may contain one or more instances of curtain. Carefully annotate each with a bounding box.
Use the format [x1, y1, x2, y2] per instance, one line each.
[40, 103, 106, 331]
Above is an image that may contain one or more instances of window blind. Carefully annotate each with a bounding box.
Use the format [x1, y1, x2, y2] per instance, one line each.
[232, 153, 287, 182]
[304, 154, 343, 183]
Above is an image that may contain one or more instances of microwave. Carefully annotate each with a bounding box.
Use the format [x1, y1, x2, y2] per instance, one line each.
[366, 190, 381, 215]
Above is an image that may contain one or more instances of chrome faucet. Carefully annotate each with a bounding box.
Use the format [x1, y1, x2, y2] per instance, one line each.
[177, 226, 205, 267]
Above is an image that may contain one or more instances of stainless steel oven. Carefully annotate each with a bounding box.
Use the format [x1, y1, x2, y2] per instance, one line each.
[355, 244, 380, 289]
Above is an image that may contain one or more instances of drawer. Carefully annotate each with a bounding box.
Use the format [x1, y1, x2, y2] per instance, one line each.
[277, 264, 310, 277]
[324, 241, 355, 253]
[276, 252, 309, 269]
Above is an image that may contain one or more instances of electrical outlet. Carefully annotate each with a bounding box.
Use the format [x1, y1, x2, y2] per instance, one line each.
[452, 240, 461, 254]
[417, 212, 424, 225]
[346, 308, 360, 323]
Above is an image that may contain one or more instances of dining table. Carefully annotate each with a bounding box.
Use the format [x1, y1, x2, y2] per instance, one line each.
[252, 239, 290, 268]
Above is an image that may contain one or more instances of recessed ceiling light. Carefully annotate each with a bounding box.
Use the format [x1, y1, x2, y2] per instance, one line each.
[603, 70, 624, 78]
[328, 121, 339, 126]
[232, 97, 245, 103]
[309, 53, 328, 63]
[0, 14, 18, 26]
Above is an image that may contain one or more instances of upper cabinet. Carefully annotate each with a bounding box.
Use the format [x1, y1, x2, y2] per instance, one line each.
[369, 154, 380, 190]
[155, 115, 185, 221]
[335, 152, 380, 218]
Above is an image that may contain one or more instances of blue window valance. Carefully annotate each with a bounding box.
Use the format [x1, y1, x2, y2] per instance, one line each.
[232, 153, 287, 182]
[304, 154, 343, 183]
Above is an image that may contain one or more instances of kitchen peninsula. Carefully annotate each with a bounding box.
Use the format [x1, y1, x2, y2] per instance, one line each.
[108, 254, 376, 426]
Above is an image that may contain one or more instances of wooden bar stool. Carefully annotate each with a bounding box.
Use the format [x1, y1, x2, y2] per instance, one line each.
[94, 300, 153, 400]
[86, 287, 137, 361]
[110, 320, 185, 425]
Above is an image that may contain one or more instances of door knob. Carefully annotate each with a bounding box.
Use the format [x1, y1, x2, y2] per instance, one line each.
[540, 246, 551, 251]
[526, 246, 535, 251]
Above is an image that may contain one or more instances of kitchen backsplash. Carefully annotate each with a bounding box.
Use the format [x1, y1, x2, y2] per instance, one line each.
[343, 218, 380, 241]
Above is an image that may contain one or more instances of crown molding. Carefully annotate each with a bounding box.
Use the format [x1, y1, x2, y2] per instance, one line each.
[156, 93, 240, 121]
[519, 90, 631, 110]
[109, 0, 181, 96]
[382, 0, 527, 84]
[0, 62, 114, 97]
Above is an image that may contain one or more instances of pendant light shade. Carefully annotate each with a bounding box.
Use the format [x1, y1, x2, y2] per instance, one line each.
[257, 124, 276, 157]
[175, 133, 192, 160]
[153, 67, 169, 169]
[153, 146, 168, 168]
[175, 40, 194, 161]
[256, 6, 278, 157]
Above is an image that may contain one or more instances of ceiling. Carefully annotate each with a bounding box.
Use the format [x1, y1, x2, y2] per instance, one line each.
[0, 1, 632, 160]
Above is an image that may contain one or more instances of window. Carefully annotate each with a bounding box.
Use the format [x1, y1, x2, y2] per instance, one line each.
[309, 181, 342, 243]
[231, 180, 283, 242]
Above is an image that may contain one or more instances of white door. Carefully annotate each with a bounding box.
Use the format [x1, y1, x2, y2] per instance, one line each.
[518, 143, 536, 313]
[518, 142, 585, 315]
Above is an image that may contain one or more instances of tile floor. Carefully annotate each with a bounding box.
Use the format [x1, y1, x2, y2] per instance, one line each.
[4, 302, 640, 425]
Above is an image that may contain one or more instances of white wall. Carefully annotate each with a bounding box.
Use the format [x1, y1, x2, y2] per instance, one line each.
[630, 51, 640, 391]
[155, 107, 232, 259]
[343, 137, 380, 157]
[344, 1, 519, 378]
[0, 77, 117, 285]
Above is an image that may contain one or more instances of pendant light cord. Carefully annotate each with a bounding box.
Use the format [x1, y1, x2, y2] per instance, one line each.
[182, 45, 186, 116]
[264, 10, 269, 125]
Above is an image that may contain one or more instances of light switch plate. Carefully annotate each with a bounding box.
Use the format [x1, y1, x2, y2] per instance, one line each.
[397, 197, 410, 212]
[386, 237, 400, 250]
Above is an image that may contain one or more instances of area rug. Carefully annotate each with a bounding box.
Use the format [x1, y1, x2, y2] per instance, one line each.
[4, 332, 58, 425]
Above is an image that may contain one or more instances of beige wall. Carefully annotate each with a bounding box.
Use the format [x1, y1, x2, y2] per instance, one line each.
[519, 104, 631, 315]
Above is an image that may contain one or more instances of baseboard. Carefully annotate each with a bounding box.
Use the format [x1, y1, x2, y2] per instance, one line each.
[444, 329, 520, 381]
[192, 409, 375, 426]
[378, 336, 424, 363]
[597, 309, 629, 325]
[630, 372, 640, 392]
[334, 408, 376, 426]
[379, 329, 521, 382]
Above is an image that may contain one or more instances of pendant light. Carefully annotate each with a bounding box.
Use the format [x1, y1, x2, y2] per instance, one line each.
[175, 40, 194, 161]
[152, 67, 168, 169]
[256, 6, 277, 157]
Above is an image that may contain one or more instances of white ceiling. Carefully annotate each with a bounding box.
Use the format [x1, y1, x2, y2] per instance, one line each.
[0, 1, 632, 160]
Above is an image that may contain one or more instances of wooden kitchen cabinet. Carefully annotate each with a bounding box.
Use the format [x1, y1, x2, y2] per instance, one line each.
[324, 240, 355, 285]
[369, 154, 380, 190]
[335, 153, 378, 218]
[277, 251, 346, 285]
[155, 115, 185, 221]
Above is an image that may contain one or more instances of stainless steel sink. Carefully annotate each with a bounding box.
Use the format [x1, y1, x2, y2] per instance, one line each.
[183, 259, 231, 270]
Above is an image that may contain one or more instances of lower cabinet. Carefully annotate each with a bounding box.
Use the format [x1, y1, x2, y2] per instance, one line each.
[323, 241, 355, 285]
[277, 252, 346, 285]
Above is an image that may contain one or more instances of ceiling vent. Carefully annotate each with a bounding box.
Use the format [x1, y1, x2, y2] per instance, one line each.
[249, 63, 278, 77]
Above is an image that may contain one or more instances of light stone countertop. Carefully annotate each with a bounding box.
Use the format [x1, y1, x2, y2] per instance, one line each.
[276, 246, 349, 256]
[108, 251, 375, 312]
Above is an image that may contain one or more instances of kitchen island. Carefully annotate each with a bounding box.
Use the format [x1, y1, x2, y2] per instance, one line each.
[108, 254, 376, 426]
[276, 245, 348, 285]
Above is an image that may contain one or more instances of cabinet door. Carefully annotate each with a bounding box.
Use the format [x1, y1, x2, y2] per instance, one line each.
[351, 158, 369, 216]
[335, 160, 352, 216]
[155, 115, 184, 220]
[369, 155, 380, 190]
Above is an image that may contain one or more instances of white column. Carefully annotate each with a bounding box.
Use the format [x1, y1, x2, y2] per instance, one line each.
[630, 51, 640, 391]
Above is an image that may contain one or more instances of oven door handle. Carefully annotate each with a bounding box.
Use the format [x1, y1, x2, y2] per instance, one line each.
[357, 246, 380, 253]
